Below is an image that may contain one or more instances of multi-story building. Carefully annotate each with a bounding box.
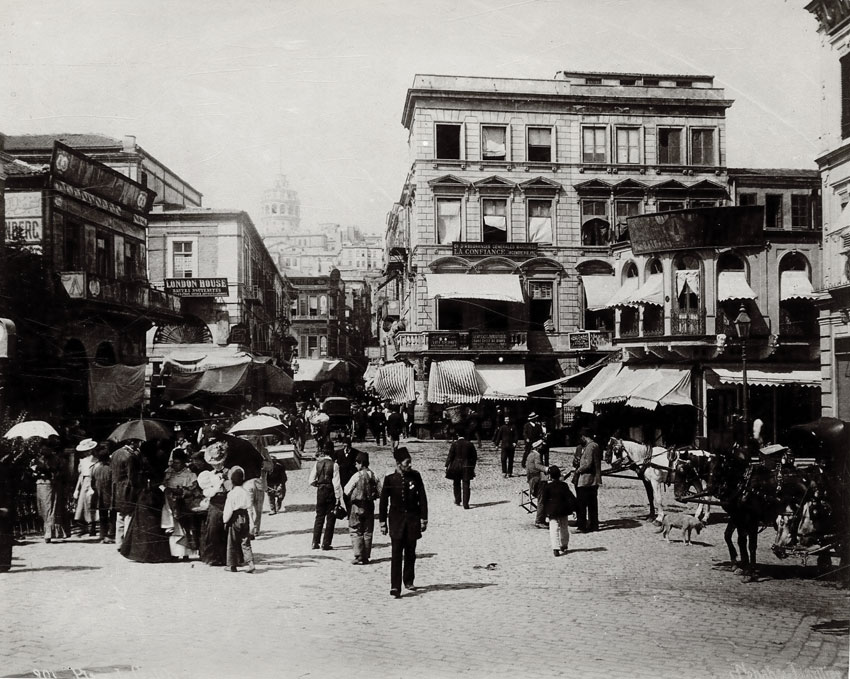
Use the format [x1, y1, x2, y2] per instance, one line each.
[377, 72, 823, 442]
[1, 140, 182, 419]
[146, 207, 294, 402]
[806, 1, 850, 419]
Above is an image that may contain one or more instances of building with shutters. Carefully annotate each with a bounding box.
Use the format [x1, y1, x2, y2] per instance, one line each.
[376, 72, 822, 441]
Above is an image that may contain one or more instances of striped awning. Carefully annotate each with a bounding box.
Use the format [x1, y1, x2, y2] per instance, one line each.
[780, 271, 816, 301]
[718, 271, 757, 302]
[591, 366, 692, 410]
[476, 364, 526, 401]
[708, 367, 821, 388]
[565, 363, 623, 413]
[427, 360, 483, 404]
[373, 362, 415, 404]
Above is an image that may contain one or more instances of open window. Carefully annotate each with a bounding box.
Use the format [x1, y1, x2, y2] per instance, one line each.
[673, 254, 703, 335]
[527, 200, 553, 243]
[482, 198, 508, 243]
[436, 198, 462, 244]
[436, 123, 462, 160]
[527, 127, 552, 162]
[619, 263, 640, 337]
[779, 253, 817, 338]
[581, 200, 611, 245]
[481, 125, 507, 161]
[528, 280, 554, 332]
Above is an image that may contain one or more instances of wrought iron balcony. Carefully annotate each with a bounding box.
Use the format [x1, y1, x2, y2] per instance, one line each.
[671, 309, 706, 336]
[58, 272, 181, 317]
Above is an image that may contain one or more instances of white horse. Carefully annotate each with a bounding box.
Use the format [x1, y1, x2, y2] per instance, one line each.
[604, 438, 711, 525]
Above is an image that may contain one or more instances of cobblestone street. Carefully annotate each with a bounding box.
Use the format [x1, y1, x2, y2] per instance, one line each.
[1, 439, 848, 679]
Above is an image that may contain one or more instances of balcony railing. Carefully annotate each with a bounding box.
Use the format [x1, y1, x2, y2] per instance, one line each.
[395, 330, 528, 353]
[671, 309, 706, 336]
[60, 272, 181, 315]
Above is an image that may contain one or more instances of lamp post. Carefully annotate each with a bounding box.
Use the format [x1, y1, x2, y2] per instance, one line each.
[733, 304, 752, 443]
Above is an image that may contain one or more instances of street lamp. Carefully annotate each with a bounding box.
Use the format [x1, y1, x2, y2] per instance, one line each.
[733, 304, 752, 443]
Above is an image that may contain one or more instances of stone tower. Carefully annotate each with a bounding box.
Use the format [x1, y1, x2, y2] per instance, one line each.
[258, 174, 301, 263]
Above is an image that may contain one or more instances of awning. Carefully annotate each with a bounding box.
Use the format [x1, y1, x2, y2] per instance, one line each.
[718, 271, 757, 302]
[708, 367, 822, 388]
[581, 275, 620, 312]
[565, 362, 623, 413]
[630, 273, 664, 306]
[605, 277, 640, 308]
[427, 360, 483, 404]
[780, 271, 816, 301]
[294, 359, 348, 383]
[424, 274, 525, 303]
[362, 363, 378, 389]
[522, 361, 608, 394]
[676, 270, 700, 297]
[622, 367, 692, 410]
[373, 362, 415, 404]
[164, 362, 252, 399]
[261, 363, 294, 396]
[476, 364, 526, 401]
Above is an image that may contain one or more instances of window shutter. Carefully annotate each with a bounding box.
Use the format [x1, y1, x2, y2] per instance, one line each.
[84, 224, 97, 273]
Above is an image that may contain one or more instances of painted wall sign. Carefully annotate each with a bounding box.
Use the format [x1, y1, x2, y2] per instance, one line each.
[452, 242, 539, 258]
[165, 277, 229, 296]
[4, 191, 43, 251]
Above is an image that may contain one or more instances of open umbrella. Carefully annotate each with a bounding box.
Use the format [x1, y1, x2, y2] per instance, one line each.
[4, 420, 59, 440]
[257, 406, 283, 418]
[108, 418, 172, 443]
[228, 414, 287, 436]
[160, 403, 205, 420]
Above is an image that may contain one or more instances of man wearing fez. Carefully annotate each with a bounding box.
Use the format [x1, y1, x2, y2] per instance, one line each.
[379, 447, 428, 599]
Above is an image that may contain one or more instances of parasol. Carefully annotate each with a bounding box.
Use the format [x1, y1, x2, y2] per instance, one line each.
[160, 403, 205, 420]
[4, 420, 60, 440]
[257, 406, 283, 418]
[108, 418, 173, 443]
[228, 415, 287, 435]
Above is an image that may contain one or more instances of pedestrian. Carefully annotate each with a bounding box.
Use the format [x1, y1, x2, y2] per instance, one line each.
[539, 466, 577, 557]
[521, 412, 543, 468]
[90, 443, 114, 543]
[368, 406, 387, 445]
[444, 433, 477, 509]
[162, 448, 199, 560]
[493, 415, 518, 478]
[111, 438, 141, 549]
[337, 437, 359, 514]
[573, 427, 603, 533]
[198, 442, 230, 566]
[353, 404, 368, 443]
[118, 446, 172, 564]
[266, 458, 288, 514]
[465, 406, 482, 446]
[32, 436, 70, 543]
[308, 441, 344, 550]
[386, 406, 405, 450]
[292, 409, 307, 454]
[72, 438, 98, 537]
[344, 451, 380, 565]
[526, 439, 549, 529]
[222, 466, 256, 573]
[379, 447, 428, 598]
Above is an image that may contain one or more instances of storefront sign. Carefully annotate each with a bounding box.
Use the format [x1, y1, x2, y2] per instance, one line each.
[4, 191, 43, 251]
[628, 206, 765, 255]
[165, 277, 229, 296]
[51, 141, 155, 224]
[452, 242, 539, 258]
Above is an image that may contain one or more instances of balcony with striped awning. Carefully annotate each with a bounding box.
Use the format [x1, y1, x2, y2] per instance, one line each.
[427, 360, 483, 404]
[373, 362, 416, 404]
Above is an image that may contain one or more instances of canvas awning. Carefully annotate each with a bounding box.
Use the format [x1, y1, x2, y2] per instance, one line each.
[476, 364, 526, 401]
[164, 362, 252, 399]
[565, 362, 623, 413]
[522, 357, 611, 394]
[708, 367, 822, 388]
[605, 277, 640, 308]
[424, 274, 525, 303]
[373, 362, 416, 404]
[294, 359, 348, 383]
[162, 352, 293, 399]
[717, 271, 757, 302]
[581, 275, 620, 312]
[780, 271, 816, 301]
[630, 273, 664, 306]
[427, 360, 482, 404]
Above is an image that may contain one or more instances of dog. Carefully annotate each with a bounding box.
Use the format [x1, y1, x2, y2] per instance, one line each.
[658, 513, 704, 545]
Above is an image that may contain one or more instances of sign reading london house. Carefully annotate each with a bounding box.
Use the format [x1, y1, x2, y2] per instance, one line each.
[628, 206, 765, 255]
[165, 278, 229, 296]
[452, 242, 539, 258]
[50, 141, 156, 227]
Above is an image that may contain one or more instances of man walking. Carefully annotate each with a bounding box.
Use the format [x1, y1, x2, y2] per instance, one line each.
[308, 441, 343, 550]
[493, 415, 518, 478]
[379, 447, 428, 599]
[573, 427, 603, 532]
[526, 439, 549, 529]
[521, 412, 543, 468]
[445, 433, 477, 509]
[111, 439, 140, 549]
[386, 406, 405, 450]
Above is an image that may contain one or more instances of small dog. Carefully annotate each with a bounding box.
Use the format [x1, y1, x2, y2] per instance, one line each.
[658, 513, 704, 545]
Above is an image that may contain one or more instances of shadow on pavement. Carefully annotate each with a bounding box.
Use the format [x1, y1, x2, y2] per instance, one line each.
[256, 528, 315, 538]
[275, 504, 315, 513]
[469, 500, 510, 509]
[598, 517, 643, 530]
[811, 619, 849, 636]
[7, 565, 102, 573]
[405, 582, 496, 596]
[563, 547, 607, 554]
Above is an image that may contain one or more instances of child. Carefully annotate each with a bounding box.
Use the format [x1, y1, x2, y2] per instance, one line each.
[222, 466, 257, 573]
[266, 458, 288, 514]
[343, 451, 380, 565]
[539, 465, 577, 557]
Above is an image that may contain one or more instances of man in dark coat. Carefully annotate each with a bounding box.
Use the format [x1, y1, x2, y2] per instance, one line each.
[110, 439, 140, 549]
[573, 427, 603, 532]
[521, 412, 543, 467]
[386, 407, 405, 450]
[444, 434, 477, 509]
[493, 415, 519, 478]
[379, 447, 428, 598]
[369, 406, 387, 446]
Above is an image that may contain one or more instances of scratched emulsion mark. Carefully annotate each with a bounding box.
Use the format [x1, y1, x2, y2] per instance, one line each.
[4, 666, 177, 679]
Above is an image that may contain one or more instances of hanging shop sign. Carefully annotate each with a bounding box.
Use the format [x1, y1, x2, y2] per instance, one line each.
[452, 242, 539, 258]
[4, 191, 43, 252]
[165, 278, 229, 297]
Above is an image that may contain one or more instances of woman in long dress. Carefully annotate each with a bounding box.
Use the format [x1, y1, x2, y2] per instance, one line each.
[198, 442, 230, 567]
[161, 448, 199, 559]
[72, 439, 98, 537]
[119, 449, 172, 563]
[32, 438, 69, 543]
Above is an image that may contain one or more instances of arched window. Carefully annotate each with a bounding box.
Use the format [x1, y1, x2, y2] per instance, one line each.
[620, 263, 640, 337]
[642, 258, 665, 336]
[779, 253, 816, 338]
[716, 253, 757, 335]
[673, 254, 703, 335]
[577, 260, 615, 332]
[94, 342, 117, 366]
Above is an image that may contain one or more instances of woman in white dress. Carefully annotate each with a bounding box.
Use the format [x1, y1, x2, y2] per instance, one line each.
[161, 448, 199, 559]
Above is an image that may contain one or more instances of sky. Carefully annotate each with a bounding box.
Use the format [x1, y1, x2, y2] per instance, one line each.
[2, 0, 823, 234]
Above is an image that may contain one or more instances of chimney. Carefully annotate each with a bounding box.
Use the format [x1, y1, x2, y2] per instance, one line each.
[122, 135, 136, 152]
